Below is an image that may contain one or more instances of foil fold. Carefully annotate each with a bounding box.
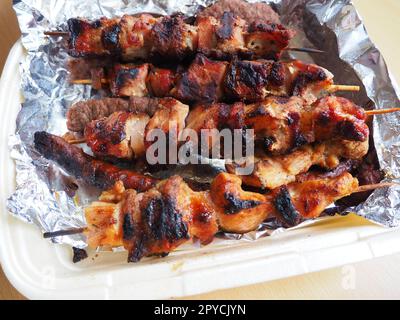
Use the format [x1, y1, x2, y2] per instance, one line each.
[7, 0, 400, 251]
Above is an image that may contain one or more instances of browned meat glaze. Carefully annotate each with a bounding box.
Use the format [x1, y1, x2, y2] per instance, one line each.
[226, 139, 369, 189]
[72, 56, 334, 104]
[72, 96, 369, 162]
[33, 131, 157, 192]
[67, 11, 294, 61]
[85, 171, 359, 262]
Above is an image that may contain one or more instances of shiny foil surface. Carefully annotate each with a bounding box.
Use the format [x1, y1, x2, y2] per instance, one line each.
[7, 0, 400, 251]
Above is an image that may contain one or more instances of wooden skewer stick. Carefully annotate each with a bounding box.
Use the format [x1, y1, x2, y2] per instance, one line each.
[365, 108, 400, 116]
[355, 182, 399, 193]
[43, 227, 87, 238]
[328, 85, 361, 93]
[67, 138, 87, 144]
[72, 77, 361, 96]
[71, 78, 109, 85]
[286, 47, 324, 54]
[44, 31, 70, 37]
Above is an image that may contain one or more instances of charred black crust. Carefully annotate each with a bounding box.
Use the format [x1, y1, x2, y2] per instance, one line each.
[175, 55, 221, 103]
[177, 72, 218, 103]
[122, 213, 135, 241]
[102, 24, 121, 52]
[336, 120, 367, 141]
[34, 131, 85, 178]
[225, 61, 285, 100]
[248, 22, 279, 33]
[246, 104, 269, 118]
[67, 18, 83, 40]
[292, 133, 308, 148]
[114, 68, 139, 90]
[143, 196, 189, 242]
[223, 193, 262, 215]
[287, 112, 308, 149]
[151, 15, 192, 61]
[273, 186, 301, 227]
[72, 247, 88, 263]
[226, 61, 269, 97]
[93, 116, 127, 144]
[262, 136, 276, 150]
[34, 131, 156, 192]
[317, 110, 331, 125]
[216, 12, 236, 41]
[128, 236, 146, 263]
[67, 19, 83, 54]
[291, 69, 327, 96]
[268, 62, 285, 86]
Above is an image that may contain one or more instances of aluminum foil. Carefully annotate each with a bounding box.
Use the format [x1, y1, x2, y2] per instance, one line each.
[7, 0, 400, 253]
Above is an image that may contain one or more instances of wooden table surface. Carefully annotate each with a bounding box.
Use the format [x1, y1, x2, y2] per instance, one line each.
[1, 0, 400, 300]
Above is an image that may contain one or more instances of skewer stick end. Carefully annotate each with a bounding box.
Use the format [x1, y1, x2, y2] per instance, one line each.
[365, 108, 400, 116]
[44, 227, 86, 239]
[328, 85, 361, 93]
[356, 182, 399, 194]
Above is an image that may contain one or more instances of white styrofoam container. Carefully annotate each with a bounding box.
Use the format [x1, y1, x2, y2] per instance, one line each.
[2, 41, 400, 300]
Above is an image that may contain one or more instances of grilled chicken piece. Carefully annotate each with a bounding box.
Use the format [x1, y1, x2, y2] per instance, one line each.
[147, 67, 176, 97]
[288, 171, 358, 219]
[85, 112, 150, 160]
[150, 15, 199, 61]
[227, 139, 369, 189]
[109, 63, 150, 97]
[84, 98, 189, 160]
[245, 96, 369, 154]
[34, 132, 157, 192]
[245, 23, 295, 61]
[84, 171, 359, 261]
[172, 54, 228, 103]
[215, 12, 246, 55]
[118, 14, 159, 61]
[224, 59, 285, 101]
[144, 98, 189, 150]
[67, 17, 122, 57]
[85, 177, 219, 262]
[210, 173, 271, 233]
[197, 13, 247, 57]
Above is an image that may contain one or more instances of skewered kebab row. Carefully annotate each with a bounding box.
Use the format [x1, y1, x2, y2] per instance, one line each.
[67, 11, 295, 62]
[76, 96, 370, 161]
[84, 171, 359, 262]
[74, 56, 351, 104]
[226, 139, 369, 189]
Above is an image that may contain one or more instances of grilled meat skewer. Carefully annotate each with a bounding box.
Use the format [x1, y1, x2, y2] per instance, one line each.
[82, 171, 358, 262]
[75, 96, 369, 161]
[64, 12, 295, 62]
[71, 56, 360, 104]
[226, 139, 369, 189]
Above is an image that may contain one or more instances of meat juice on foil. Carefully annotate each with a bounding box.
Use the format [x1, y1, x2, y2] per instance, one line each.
[7, 0, 400, 252]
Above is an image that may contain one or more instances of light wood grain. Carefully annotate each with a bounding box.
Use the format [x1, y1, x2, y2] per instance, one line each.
[0, 0, 20, 74]
[1, 0, 400, 300]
